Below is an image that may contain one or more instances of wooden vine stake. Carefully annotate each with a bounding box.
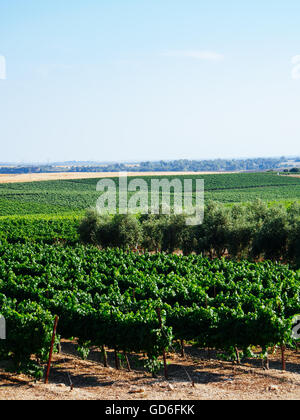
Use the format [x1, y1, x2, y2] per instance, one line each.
[45, 315, 59, 384]
[281, 344, 286, 371]
[114, 349, 120, 370]
[235, 347, 240, 365]
[156, 308, 168, 380]
[265, 354, 270, 370]
[124, 351, 131, 371]
[180, 340, 185, 358]
[102, 345, 108, 367]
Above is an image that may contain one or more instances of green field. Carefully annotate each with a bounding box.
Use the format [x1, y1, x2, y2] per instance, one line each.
[0, 173, 300, 217]
[0, 172, 299, 248]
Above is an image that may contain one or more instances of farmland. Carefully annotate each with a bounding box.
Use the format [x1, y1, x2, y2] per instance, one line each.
[1, 245, 299, 381]
[0, 172, 299, 251]
[0, 214, 81, 244]
[0, 172, 299, 217]
[0, 171, 300, 398]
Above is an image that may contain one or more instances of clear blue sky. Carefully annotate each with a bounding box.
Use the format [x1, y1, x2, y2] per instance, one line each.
[0, 0, 300, 163]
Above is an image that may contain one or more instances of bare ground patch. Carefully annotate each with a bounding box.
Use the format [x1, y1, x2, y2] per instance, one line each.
[0, 340, 299, 400]
[0, 171, 236, 184]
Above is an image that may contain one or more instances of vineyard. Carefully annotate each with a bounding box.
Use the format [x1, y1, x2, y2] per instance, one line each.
[0, 172, 300, 391]
[0, 172, 300, 216]
[0, 214, 80, 244]
[0, 244, 299, 379]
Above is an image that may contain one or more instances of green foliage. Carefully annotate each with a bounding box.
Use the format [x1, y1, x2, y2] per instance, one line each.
[78, 209, 101, 244]
[0, 173, 300, 217]
[77, 340, 91, 360]
[160, 214, 188, 253]
[252, 205, 290, 260]
[1, 173, 300, 377]
[196, 201, 231, 257]
[0, 294, 55, 378]
[77, 200, 300, 265]
[110, 214, 142, 249]
[0, 214, 80, 244]
[0, 243, 299, 378]
[141, 215, 164, 251]
[1, 197, 300, 265]
[144, 356, 164, 376]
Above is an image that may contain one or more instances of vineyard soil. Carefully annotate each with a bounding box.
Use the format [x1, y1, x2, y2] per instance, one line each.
[0, 340, 300, 400]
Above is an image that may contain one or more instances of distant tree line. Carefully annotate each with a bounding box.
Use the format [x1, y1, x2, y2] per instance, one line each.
[78, 200, 300, 266]
[0, 167, 43, 174]
[71, 157, 288, 172]
[282, 168, 300, 173]
[0, 157, 296, 174]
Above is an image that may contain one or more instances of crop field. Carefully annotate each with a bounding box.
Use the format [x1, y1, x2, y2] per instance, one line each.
[1, 245, 299, 380]
[0, 172, 299, 217]
[0, 171, 229, 184]
[0, 214, 81, 244]
[0, 172, 300, 399]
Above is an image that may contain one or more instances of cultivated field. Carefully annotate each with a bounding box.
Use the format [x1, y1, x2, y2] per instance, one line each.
[0, 172, 300, 217]
[0, 171, 234, 184]
[0, 171, 300, 400]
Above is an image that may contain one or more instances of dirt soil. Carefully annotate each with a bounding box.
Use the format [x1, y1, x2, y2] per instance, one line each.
[0, 340, 299, 400]
[0, 171, 235, 184]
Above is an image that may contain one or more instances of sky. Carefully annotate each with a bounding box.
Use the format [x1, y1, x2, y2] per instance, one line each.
[0, 0, 300, 163]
